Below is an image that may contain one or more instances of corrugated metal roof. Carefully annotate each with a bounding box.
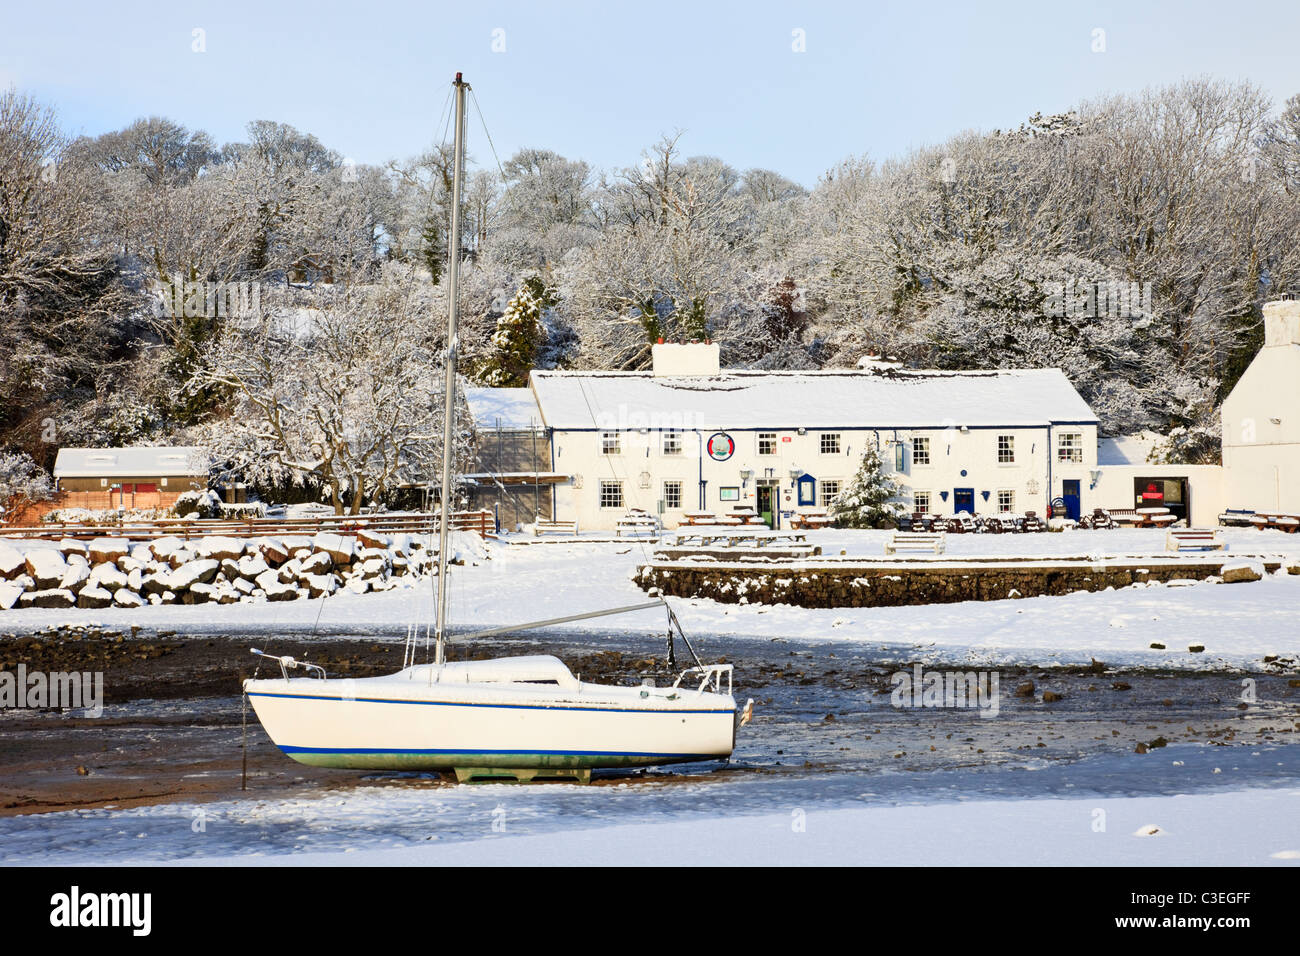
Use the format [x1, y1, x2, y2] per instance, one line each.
[53, 446, 211, 478]
[465, 387, 544, 430]
[529, 368, 1097, 431]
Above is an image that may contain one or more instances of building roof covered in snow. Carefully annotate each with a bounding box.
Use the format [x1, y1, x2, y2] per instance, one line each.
[528, 368, 1098, 431]
[465, 387, 544, 431]
[53, 446, 211, 479]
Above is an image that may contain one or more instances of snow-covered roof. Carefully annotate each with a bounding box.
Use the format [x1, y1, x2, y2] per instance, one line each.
[53, 446, 211, 478]
[1097, 432, 1162, 466]
[465, 387, 544, 430]
[529, 368, 1097, 430]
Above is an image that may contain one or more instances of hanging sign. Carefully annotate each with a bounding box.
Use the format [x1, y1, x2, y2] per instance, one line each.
[706, 432, 735, 462]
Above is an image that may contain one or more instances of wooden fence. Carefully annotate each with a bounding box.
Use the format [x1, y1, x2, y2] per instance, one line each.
[0, 509, 496, 542]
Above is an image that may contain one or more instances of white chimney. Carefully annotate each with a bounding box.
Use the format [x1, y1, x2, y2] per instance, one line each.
[652, 342, 721, 377]
[1263, 298, 1300, 348]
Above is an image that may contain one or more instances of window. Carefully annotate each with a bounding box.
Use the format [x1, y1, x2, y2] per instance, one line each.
[820, 433, 841, 455]
[662, 480, 682, 510]
[913, 491, 931, 513]
[820, 479, 841, 508]
[758, 432, 777, 455]
[599, 481, 623, 509]
[601, 432, 620, 455]
[912, 436, 931, 465]
[662, 431, 682, 455]
[997, 490, 1015, 513]
[997, 434, 1015, 464]
[1057, 432, 1083, 463]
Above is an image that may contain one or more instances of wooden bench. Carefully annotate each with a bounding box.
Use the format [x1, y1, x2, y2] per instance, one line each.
[1218, 509, 1256, 528]
[533, 519, 578, 536]
[1166, 529, 1225, 552]
[616, 511, 661, 537]
[674, 528, 807, 548]
[884, 531, 947, 555]
[789, 510, 833, 530]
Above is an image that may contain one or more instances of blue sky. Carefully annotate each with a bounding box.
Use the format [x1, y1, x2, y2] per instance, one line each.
[3, 0, 1298, 185]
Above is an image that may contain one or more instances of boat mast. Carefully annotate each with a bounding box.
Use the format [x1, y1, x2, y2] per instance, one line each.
[434, 72, 468, 666]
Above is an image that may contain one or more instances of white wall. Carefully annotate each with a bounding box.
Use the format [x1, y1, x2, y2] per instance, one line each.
[552, 423, 1099, 530]
[1090, 464, 1225, 526]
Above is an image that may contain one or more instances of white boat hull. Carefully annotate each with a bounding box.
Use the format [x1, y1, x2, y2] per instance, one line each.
[244, 657, 737, 772]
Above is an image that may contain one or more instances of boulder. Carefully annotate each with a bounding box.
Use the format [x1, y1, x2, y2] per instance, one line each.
[166, 548, 197, 569]
[76, 585, 114, 609]
[1221, 562, 1264, 584]
[280, 535, 313, 554]
[264, 581, 298, 601]
[88, 537, 131, 564]
[254, 569, 283, 592]
[220, 558, 243, 580]
[126, 567, 143, 592]
[129, 544, 154, 564]
[113, 588, 144, 608]
[117, 555, 146, 574]
[58, 538, 89, 560]
[237, 555, 270, 579]
[59, 562, 91, 592]
[0, 582, 23, 610]
[168, 559, 220, 591]
[88, 562, 129, 592]
[312, 532, 354, 564]
[233, 577, 256, 596]
[357, 528, 389, 550]
[196, 536, 246, 562]
[298, 552, 333, 576]
[303, 573, 337, 598]
[345, 576, 371, 595]
[185, 583, 216, 604]
[0, 542, 26, 579]
[254, 536, 290, 565]
[357, 557, 386, 580]
[149, 536, 185, 561]
[19, 588, 76, 608]
[140, 572, 170, 595]
[25, 550, 69, 589]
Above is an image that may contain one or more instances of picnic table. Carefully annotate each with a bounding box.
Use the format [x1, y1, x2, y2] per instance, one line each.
[673, 527, 808, 548]
[789, 509, 833, 530]
[1135, 507, 1176, 527]
[1246, 512, 1300, 533]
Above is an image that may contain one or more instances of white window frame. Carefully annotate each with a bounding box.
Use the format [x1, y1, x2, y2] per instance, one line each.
[997, 490, 1015, 513]
[601, 431, 621, 455]
[1057, 432, 1083, 463]
[820, 433, 841, 455]
[757, 432, 777, 456]
[997, 434, 1015, 464]
[913, 491, 931, 513]
[912, 436, 931, 466]
[599, 480, 624, 509]
[661, 431, 682, 455]
[662, 480, 682, 510]
[820, 479, 841, 508]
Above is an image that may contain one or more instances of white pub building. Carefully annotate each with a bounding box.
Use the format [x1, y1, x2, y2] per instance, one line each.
[480, 343, 1100, 531]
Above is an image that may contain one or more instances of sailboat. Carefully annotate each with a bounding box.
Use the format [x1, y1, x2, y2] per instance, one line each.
[242, 73, 749, 783]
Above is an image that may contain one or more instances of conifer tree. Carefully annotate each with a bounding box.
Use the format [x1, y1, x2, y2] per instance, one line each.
[478, 275, 556, 387]
[830, 443, 903, 528]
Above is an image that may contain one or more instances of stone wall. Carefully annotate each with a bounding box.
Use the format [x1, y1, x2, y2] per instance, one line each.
[635, 556, 1284, 609]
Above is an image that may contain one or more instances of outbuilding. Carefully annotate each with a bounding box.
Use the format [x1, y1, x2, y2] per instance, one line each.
[51, 447, 209, 511]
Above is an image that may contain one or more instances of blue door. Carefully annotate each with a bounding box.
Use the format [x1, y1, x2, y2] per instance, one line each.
[1062, 480, 1080, 520]
[953, 488, 975, 514]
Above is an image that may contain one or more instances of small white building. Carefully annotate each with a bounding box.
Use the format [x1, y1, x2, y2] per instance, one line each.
[526, 343, 1100, 530]
[1221, 298, 1300, 513]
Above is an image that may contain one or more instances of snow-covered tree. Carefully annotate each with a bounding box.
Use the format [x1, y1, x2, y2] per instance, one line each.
[474, 275, 556, 386]
[830, 443, 903, 528]
[0, 451, 53, 516]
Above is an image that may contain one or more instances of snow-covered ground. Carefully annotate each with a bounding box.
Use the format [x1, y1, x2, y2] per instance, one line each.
[3, 527, 1298, 669]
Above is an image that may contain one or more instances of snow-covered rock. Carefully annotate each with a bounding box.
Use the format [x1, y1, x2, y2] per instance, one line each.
[303, 573, 337, 598]
[168, 559, 220, 591]
[113, 588, 144, 608]
[149, 536, 185, 561]
[357, 528, 389, 550]
[25, 550, 68, 589]
[19, 588, 76, 608]
[0, 542, 25, 579]
[59, 562, 90, 592]
[58, 539, 89, 560]
[237, 555, 270, 578]
[197, 536, 246, 561]
[76, 585, 114, 609]
[0, 582, 23, 610]
[255, 536, 290, 565]
[88, 537, 131, 564]
[298, 552, 333, 576]
[88, 562, 128, 592]
[312, 533, 354, 564]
